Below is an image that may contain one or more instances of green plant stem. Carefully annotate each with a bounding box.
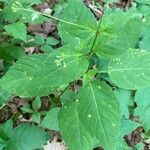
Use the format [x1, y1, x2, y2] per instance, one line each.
[90, 13, 104, 53]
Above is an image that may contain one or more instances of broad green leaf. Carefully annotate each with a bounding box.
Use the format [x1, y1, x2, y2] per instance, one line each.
[114, 89, 133, 118]
[0, 43, 25, 61]
[59, 81, 120, 150]
[0, 46, 89, 97]
[4, 22, 27, 42]
[108, 49, 150, 89]
[41, 108, 60, 131]
[6, 124, 49, 150]
[0, 87, 11, 106]
[134, 87, 150, 131]
[59, 103, 95, 150]
[58, 0, 97, 45]
[95, 10, 144, 58]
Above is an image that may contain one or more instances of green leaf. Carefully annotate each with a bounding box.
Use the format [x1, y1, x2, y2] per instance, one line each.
[59, 81, 120, 150]
[0, 46, 89, 97]
[0, 43, 25, 61]
[32, 97, 41, 111]
[119, 119, 140, 137]
[41, 45, 53, 53]
[135, 142, 145, 150]
[46, 37, 59, 45]
[35, 35, 45, 45]
[32, 112, 41, 124]
[95, 10, 144, 58]
[4, 22, 27, 42]
[140, 26, 150, 51]
[58, 0, 97, 45]
[108, 49, 150, 89]
[6, 123, 49, 150]
[0, 87, 11, 106]
[114, 89, 133, 118]
[0, 120, 13, 142]
[134, 87, 150, 132]
[135, 0, 150, 5]
[41, 108, 60, 131]
[21, 0, 43, 6]
[61, 89, 76, 106]
[116, 119, 139, 150]
[116, 139, 131, 150]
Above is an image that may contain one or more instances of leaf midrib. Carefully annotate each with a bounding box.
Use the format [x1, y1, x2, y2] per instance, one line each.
[89, 82, 109, 150]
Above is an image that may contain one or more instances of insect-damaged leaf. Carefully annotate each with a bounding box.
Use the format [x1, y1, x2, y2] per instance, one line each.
[0, 46, 89, 97]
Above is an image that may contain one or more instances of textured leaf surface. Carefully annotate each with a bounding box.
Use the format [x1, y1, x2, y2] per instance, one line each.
[108, 49, 150, 89]
[59, 81, 120, 150]
[0, 47, 89, 97]
[4, 22, 27, 42]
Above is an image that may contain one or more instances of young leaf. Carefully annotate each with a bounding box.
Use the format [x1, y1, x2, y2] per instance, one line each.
[108, 49, 150, 89]
[32, 112, 41, 124]
[41, 107, 60, 131]
[4, 22, 27, 42]
[59, 81, 120, 150]
[32, 97, 41, 111]
[0, 46, 89, 97]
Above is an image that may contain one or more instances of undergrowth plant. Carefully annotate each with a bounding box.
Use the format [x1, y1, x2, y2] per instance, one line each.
[0, 0, 150, 150]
